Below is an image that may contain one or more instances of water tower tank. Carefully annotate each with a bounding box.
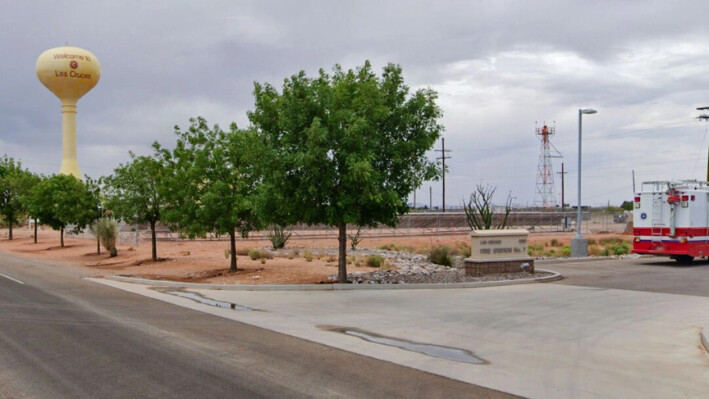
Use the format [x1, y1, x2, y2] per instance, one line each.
[36, 46, 101, 178]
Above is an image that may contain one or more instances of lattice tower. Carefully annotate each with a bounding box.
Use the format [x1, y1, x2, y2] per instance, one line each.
[534, 123, 562, 209]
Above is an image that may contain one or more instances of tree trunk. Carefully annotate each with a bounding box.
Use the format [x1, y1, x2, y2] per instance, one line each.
[150, 220, 157, 262]
[33, 218, 38, 244]
[337, 223, 348, 283]
[8, 217, 13, 240]
[60, 226, 64, 248]
[97, 235, 101, 255]
[229, 227, 238, 272]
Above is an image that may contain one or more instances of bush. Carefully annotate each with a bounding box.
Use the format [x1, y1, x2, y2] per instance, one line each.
[268, 225, 292, 250]
[429, 246, 452, 266]
[248, 249, 261, 260]
[349, 227, 362, 250]
[378, 243, 398, 251]
[304, 250, 313, 262]
[588, 245, 601, 256]
[560, 246, 571, 257]
[249, 249, 273, 260]
[454, 241, 472, 258]
[366, 255, 385, 267]
[599, 237, 625, 246]
[94, 218, 119, 257]
[235, 247, 252, 256]
[544, 249, 556, 257]
[614, 243, 630, 255]
[550, 238, 563, 247]
[528, 244, 544, 257]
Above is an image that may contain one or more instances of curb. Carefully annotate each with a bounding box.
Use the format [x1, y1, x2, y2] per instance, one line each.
[105, 269, 562, 292]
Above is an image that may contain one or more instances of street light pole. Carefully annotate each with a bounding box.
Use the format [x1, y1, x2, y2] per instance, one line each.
[571, 108, 597, 257]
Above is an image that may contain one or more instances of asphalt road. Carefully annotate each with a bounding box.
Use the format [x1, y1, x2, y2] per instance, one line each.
[547, 256, 709, 296]
[0, 253, 519, 399]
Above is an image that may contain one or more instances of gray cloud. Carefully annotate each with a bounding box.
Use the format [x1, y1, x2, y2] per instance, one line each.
[3, 0, 709, 206]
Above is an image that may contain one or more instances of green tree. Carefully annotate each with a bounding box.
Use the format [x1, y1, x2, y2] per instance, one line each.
[0, 156, 39, 240]
[25, 174, 96, 247]
[249, 61, 442, 282]
[103, 152, 167, 261]
[158, 117, 262, 272]
[620, 200, 633, 211]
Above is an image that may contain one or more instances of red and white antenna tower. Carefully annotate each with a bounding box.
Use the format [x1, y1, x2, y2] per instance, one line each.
[534, 122, 563, 209]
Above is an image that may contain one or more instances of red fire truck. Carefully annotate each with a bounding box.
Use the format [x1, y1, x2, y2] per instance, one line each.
[632, 180, 709, 263]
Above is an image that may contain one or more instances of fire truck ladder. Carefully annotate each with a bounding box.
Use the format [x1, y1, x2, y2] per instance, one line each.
[651, 192, 664, 237]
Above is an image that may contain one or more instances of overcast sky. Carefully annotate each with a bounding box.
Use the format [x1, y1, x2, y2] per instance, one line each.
[3, 1, 709, 208]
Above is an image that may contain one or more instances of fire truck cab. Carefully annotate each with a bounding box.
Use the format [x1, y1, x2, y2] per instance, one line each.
[632, 180, 709, 263]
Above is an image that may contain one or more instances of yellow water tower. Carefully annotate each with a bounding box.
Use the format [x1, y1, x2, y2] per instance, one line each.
[36, 46, 101, 179]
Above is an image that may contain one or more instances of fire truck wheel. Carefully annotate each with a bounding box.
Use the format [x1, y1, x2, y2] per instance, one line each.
[670, 255, 694, 264]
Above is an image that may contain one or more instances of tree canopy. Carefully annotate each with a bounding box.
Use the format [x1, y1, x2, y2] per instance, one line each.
[25, 174, 97, 247]
[157, 117, 262, 272]
[0, 155, 39, 239]
[248, 61, 442, 282]
[103, 151, 167, 261]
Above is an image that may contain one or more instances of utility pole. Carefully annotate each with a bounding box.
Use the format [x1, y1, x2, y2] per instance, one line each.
[429, 186, 432, 211]
[557, 162, 567, 210]
[558, 162, 568, 229]
[696, 106, 709, 180]
[435, 138, 451, 212]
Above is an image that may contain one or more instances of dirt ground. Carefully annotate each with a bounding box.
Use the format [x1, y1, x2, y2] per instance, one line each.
[0, 227, 630, 285]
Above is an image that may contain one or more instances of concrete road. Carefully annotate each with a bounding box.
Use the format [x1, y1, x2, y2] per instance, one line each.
[95, 257, 709, 399]
[0, 253, 516, 399]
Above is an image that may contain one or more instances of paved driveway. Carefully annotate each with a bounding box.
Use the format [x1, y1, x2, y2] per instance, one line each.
[94, 257, 709, 399]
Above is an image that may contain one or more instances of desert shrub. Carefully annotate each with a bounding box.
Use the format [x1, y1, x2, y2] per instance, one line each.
[354, 260, 362, 267]
[235, 247, 252, 256]
[528, 244, 545, 257]
[366, 255, 385, 267]
[428, 246, 452, 266]
[268, 225, 292, 250]
[287, 251, 296, 260]
[544, 249, 556, 257]
[378, 243, 397, 251]
[587, 238, 598, 245]
[399, 246, 415, 253]
[224, 249, 230, 259]
[326, 255, 337, 263]
[347, 256, 354, 265]
[94, 218, 119, 257]
[599, 237, 625, 246]
[614, 243, 630, 255]
[453, 241, 472, 258]
[304, 250, 313, 262]
[588, 245, 601, 256]
[248, 249, 261, 260]
[260, 258, 266, 264]
[550, 238, 563, 247]
[600, 247, 611, 256]
[560, 246, 571, 257]
[348, 227, 362, 250]
[249, 249, 273, 260]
